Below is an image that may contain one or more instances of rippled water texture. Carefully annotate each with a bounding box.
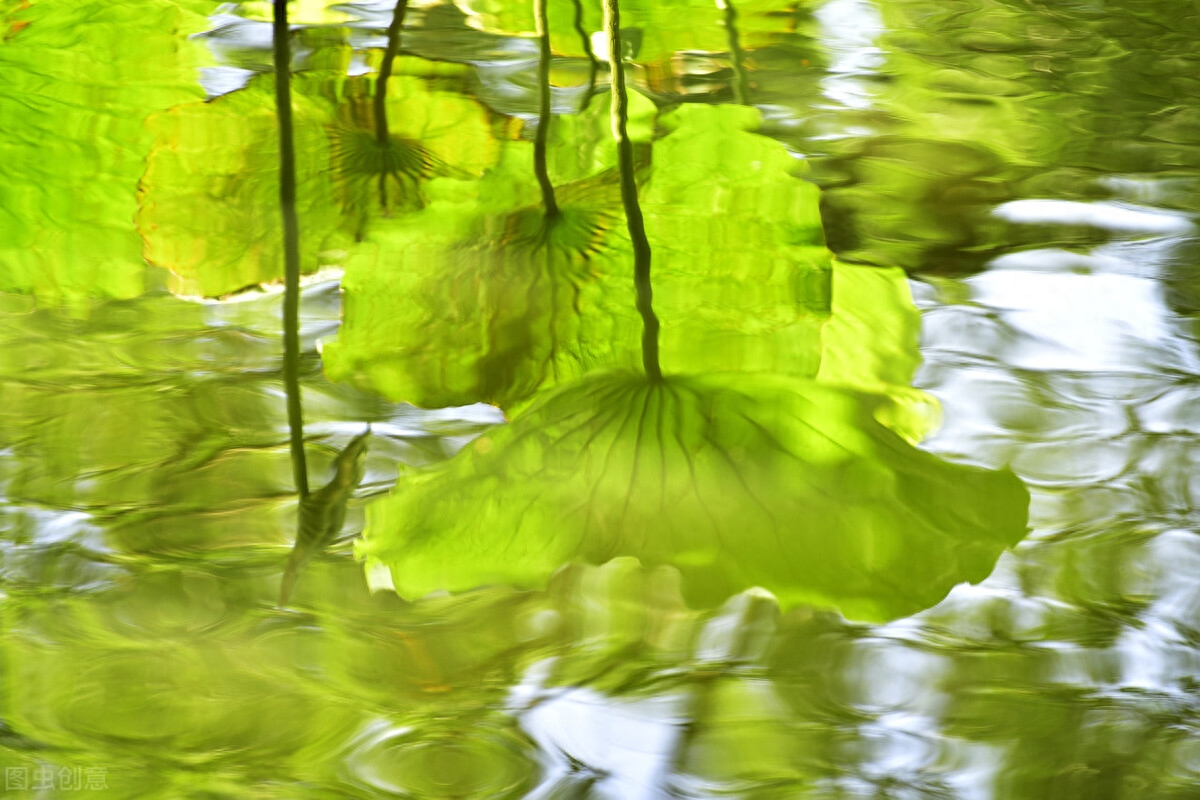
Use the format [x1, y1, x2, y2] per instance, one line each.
[2, 0, 1200, 797]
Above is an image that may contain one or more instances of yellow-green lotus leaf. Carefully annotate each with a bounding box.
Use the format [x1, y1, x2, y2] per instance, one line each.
[0, 0, 210, 305]
[360, 371, 1029, 622]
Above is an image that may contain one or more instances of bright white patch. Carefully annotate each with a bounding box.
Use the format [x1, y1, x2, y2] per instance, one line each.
[514, 678, 687, 800]
[198, 66, 254, 97]
[814, 0, 887, 111]
[993, 200, 1193, 235]
[965, 270, 1185, 373]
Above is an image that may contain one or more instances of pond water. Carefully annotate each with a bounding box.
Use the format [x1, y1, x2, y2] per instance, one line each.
[2, 0, 1200, 797]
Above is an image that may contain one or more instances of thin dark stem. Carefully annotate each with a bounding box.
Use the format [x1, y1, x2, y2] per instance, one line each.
[604, 0, 661, 382]
[272, 0, 309, 499]
[374, 0, 410, 209]
[534, 0, 559, 219]
[720, 0, 749, 105]
[570, 0, 599, 110]
[374, 0, 408, 147]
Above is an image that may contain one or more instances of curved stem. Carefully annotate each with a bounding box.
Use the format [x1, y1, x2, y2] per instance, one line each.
[604, 0, 661, 382]
[374, 0, 409, 147]
[534, 0, 559, 219]
[718, 0, 749, 105]
[374, 0, 410, 210]
[570, 0, 599, 110]
[272, 0, 309, 499]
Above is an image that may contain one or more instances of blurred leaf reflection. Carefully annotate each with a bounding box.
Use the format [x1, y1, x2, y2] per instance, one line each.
[6, 0, 1200, 796]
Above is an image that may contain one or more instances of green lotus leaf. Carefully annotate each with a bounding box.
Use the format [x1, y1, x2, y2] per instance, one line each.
[323, 142, 633, 409]
[324, 100, 833, 410]
[138, 67, 500, 298]
[329, 73, 502, 231]
[359, 370, 1029, 622]
[0, 0, 210, 305]
[322, 92, 648, 409]
[642, 103, 831, 379]
[138, 74, 345, 298]
[818, 259, 940, 443]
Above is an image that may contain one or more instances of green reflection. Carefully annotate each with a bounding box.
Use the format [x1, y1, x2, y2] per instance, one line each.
[273, 0, 312, 511]
[138, 72, 346, 297]
[321, 93, 630, 410]
[280, 429, 371, 606]
[605, 0, 661, 382]
[534, 0, 561, 220]
[720, 0, 750, 106]
[0, 1, 209, 305]
[808, 0, 1200, 277]
[344, 0, 1028, 622]
[17, 0, 1200, 795]
[359, 371, 1027, 621]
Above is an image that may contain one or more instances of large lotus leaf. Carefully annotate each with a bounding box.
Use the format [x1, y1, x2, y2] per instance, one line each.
[323, 100, 833, 410]
[139, 67, 498, 297]
[322, 141, 635, 409]
[321, 92, 652, 409]
[0, 0, 210, 305]
[358, 371, 1029, 622]
[454, 0, 799, 64]
[138, 74, 345, 298]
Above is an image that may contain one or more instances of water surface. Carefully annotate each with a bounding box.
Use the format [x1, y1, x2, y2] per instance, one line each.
[1, 0, 1199, 797]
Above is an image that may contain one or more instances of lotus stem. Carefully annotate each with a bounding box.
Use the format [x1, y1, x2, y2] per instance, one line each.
[534, 0, 560, 219]
[374, 0, 409, 147]
[604, 0, 662, 382]
[717, 0, 749, 105]
[272, 0, 310, 499]
[570, 0, 599, 110]
[374, 0, 410, 209]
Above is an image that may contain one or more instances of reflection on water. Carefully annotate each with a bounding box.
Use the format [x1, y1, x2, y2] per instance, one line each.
[3, 0, 1200, 797]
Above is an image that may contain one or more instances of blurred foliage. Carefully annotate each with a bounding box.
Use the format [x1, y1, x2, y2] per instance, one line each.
[109, 0, 1024, 624]
[0, 0, 211, 305]
[455, 0, 807, 63]
[22, 0, 1200, 796]
[331, 29, 1028, 620]
[235, 0, 359, 25]
[139, 74, 346, 297]
[139, 58, 501, 296]
[324, 101, 836, 410]
[280, 428, 373, 605]
[321, 93, 640, 409]
[808, 0, 1200, 276]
